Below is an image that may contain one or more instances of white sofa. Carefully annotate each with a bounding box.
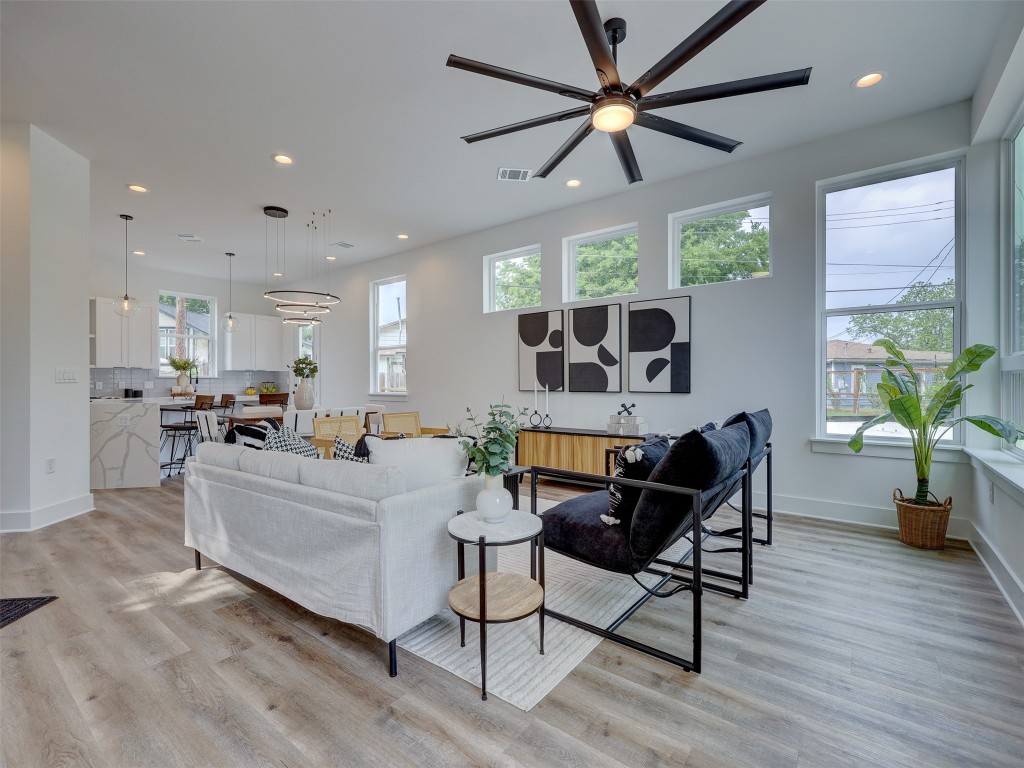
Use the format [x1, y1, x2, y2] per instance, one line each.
[183, 442, 481, 675]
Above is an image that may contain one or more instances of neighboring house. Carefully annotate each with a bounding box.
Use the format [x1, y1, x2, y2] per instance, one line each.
[376, 317, 406, 393]
[825, 340, 953, 415]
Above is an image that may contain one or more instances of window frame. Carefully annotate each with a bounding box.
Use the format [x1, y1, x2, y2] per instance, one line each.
[1001, 110, 1024, 457]
[815, 155, 965, 442]
[369, 275, 407, 396]
[482, 243, 542, 313]
[562, 221, 639, 303]
[157, 289, 217, 377]
[667, 193, 772, 289]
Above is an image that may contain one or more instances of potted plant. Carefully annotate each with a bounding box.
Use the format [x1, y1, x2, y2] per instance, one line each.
[167, 356, 196, 393]
[289, 356, 318, 410]
[458, 402, 528, 523]
[848, 338, 1020, 549]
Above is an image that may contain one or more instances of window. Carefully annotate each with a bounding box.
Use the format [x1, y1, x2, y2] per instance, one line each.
[1005, 120, 1024, 455]
[371, 276, 406, 394]
[483, 245, 541, 313]
[819, 162, 961, 440]
[670, 196, 771, 288]
[158, 291, 216, 376]
[298, 324, 315, 360]
[564, 223, 638, 301]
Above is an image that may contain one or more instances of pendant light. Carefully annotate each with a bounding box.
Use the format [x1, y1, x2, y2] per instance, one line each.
[113, 214, 140, 317]
[221, 252, 238, 333]
[263, 205, 340, 315]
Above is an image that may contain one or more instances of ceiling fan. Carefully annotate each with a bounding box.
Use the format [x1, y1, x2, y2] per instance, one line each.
[447, 0, 811, 184]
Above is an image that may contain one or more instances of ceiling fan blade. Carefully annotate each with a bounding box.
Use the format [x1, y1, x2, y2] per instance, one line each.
[461, 107, 591, 144]
[627, 0, 766, 98]
[638, 68, 811, 111]
[534, 121, 595, 178]
[609, 131, 642, 184]
[634, 112, 741, 153]
[447, 54, 597, 103]
[569, 0, 622, 92]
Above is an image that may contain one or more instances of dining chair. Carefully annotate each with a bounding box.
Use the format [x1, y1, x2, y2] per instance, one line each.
[259, 392, 289, 407]
[311, 415, 363, 459]
[381, 411, 449, 437]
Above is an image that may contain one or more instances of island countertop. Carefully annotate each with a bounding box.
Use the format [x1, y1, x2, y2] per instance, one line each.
[90, 400, 160, 489]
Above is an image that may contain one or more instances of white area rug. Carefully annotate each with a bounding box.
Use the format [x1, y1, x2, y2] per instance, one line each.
[398, 499, 691, 710]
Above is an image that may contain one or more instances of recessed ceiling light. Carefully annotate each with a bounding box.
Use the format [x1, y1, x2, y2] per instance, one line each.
[396, 233, 409, 240]
[272, 271, 284, 277]
[126, 184, 148, 193]
[853, 72, 884, 89]
[566, 179, 582, 188]
[132, 250, 145, 256]
[273, 154, 294, 165]
[325, 255, 337, 261]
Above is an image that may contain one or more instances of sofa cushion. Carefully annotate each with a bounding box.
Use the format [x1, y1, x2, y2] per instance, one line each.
[264, 425, 319, 459]
[195, 442, 248, 471]
[542, 491, 638, 575]
[297, 458, 406, 501]
[631, 422, 751, 565]
[607, 436, 671, 528]
[238, 448, 307, 485]
[364, 435, 467, 491]
[722, 409, 772, 460]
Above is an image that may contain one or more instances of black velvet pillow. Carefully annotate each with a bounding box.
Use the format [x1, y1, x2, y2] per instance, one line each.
[607, 437, 671, 529]
[722, 409, 772, 464]
[630, 422, 751, 566]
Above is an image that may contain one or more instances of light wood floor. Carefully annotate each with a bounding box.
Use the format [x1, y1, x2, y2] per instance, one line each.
[2, 477, 1023, 767]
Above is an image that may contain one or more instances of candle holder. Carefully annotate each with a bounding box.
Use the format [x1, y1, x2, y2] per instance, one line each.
[529, 410, 543, 427]
[542, 413, 552, 428]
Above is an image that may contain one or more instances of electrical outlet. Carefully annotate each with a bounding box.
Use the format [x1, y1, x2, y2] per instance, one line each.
[989, 481, 996, 505]
[144, 381, 153, 390]
[44, 458, 56, 474]
[117, 414, 131, 427]
[95, 381, 103, 390]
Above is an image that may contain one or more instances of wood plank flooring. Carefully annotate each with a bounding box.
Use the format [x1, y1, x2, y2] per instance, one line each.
[2, 476, 1023, 767]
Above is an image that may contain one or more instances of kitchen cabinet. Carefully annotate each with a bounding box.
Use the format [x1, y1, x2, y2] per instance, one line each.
[224, 313, 288, 371]
[254, 314, 284, 371]
[90, 298, 156, 369]
[223, 313, 255, 371]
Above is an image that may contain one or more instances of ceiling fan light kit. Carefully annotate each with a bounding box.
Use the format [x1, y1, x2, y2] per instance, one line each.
[448, 0, 811, 184]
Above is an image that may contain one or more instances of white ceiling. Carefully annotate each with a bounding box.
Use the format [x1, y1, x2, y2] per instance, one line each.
[1, 0, 1016, 283]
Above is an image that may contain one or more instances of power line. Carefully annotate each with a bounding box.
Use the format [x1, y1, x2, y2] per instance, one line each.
[826, 285, 955, 293]
[825, 206, 953, 221]
[826, 199, 953, 216]
[826, 215, 953, 230]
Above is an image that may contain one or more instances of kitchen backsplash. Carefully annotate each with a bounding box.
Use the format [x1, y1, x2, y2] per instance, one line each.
[90, 368, 291, 398]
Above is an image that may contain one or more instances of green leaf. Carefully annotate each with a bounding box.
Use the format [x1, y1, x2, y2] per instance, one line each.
[960, 415, 1022, 442]
[873, 338, 906, 362]
[888, 394, 922, 431]
[923, 379, 962, 428]
[876, 381, 901, 407]
[945, 344, 996, 379]
[847, 413, 893, 452]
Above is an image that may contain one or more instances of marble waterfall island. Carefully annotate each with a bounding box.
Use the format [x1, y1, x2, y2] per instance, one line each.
[90, 401, 160, 488]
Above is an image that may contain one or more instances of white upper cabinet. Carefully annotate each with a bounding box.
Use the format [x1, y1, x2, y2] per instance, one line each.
[223, 312, 255, 371]
[90, 298, 156, 369]
[224, 313, 287, 372]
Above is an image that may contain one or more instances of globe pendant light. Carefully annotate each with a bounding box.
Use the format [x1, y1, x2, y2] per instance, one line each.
[221, 252, 238, 333]
[113, 214, 140, 317]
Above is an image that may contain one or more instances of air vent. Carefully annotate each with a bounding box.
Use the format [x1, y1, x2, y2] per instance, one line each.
[331, 240, 355, 248]
[497, 167, 532, 182]
[175, 233, 205, 244]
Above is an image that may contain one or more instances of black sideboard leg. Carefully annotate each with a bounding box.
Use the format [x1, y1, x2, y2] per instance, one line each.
[194, 549, 201, 571]
[389, 639, 398, 677]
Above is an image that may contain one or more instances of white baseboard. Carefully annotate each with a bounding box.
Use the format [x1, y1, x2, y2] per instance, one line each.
[0, 493, 94, 532]
[755, 490, 1023, 630]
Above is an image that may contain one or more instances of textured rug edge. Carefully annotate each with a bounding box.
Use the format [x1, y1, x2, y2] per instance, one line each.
[0, 596, 58, 629]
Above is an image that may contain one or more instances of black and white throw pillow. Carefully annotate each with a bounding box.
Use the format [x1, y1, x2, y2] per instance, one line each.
[606, 436, 671, 528]
[333, 436, 369, 463]
[225, 423, 269, 449]
[263, 425, 319, 459]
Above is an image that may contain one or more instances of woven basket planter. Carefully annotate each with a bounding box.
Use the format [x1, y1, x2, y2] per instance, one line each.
[893, 489, 953, 550]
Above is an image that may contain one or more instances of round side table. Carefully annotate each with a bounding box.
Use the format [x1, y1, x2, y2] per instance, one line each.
[446, 508, 545, 701]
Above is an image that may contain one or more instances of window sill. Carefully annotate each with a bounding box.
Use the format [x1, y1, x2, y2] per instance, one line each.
[963, 447, 1024, 504]
[809, 436, 967, 464]
[368, 392, 408, 402]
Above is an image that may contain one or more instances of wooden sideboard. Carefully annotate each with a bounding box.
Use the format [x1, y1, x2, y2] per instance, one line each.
[516, 427, 645, 477]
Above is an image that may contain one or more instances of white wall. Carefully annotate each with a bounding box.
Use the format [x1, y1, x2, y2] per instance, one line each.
[1, 124, 93, 530]
[317, 101, 986, 533]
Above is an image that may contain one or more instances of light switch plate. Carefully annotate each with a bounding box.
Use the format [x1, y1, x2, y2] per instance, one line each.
[144, 381, 153, 389]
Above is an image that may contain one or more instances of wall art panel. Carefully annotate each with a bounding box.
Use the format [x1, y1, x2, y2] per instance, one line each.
[628, 297, 691, 393]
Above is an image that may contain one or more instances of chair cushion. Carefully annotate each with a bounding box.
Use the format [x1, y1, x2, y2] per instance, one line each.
[364, 435, 467, 491]
[607, 436, 671, 529]
[631, 422, 751, 566]
[263, 426, 320, 460]
[541, 491, 639, 575]
[722, 409, 772, 461]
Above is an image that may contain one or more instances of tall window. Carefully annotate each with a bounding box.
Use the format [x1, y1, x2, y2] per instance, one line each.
[299, 324, 315, 360]
[371, 276, 406, 394]
[564, 223, 638, 301]
[1005, 121, 1024, 455]
[158, 291, 215, 376]
[819, 162, 960, 439]
[670, 196, 771, 288]
[484, 245, 541, 312]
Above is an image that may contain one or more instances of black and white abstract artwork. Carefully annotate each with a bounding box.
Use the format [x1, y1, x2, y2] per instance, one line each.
[568, 304, 621, 392]
[628, 297, 691, 393]
[518, 310, 564, 392]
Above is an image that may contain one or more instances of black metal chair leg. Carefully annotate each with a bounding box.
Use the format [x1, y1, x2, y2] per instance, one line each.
[478, 535, 487, 701]
[388, 639, 397, 677]
[194, 549, 201, 570]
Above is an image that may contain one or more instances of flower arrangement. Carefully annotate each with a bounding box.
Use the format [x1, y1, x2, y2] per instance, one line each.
[458, 402, 528, 477]
[167, 356, 196, 373]
[289, 356, 318, 380]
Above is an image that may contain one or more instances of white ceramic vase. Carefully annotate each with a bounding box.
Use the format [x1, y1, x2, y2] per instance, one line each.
[175, 372, 189, 390]
[295, 378, 314, 410]
[476, 473, 513, 524]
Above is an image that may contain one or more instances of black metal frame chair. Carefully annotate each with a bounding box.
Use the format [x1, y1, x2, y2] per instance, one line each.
[528, 456, 751, 674]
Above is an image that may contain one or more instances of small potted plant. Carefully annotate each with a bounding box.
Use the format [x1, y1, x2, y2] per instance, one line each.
[459, 402, 528, 523]
[289, 356, 318, 410]
[167, 356, 196, 393]
[848, 339, 1020, 549]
